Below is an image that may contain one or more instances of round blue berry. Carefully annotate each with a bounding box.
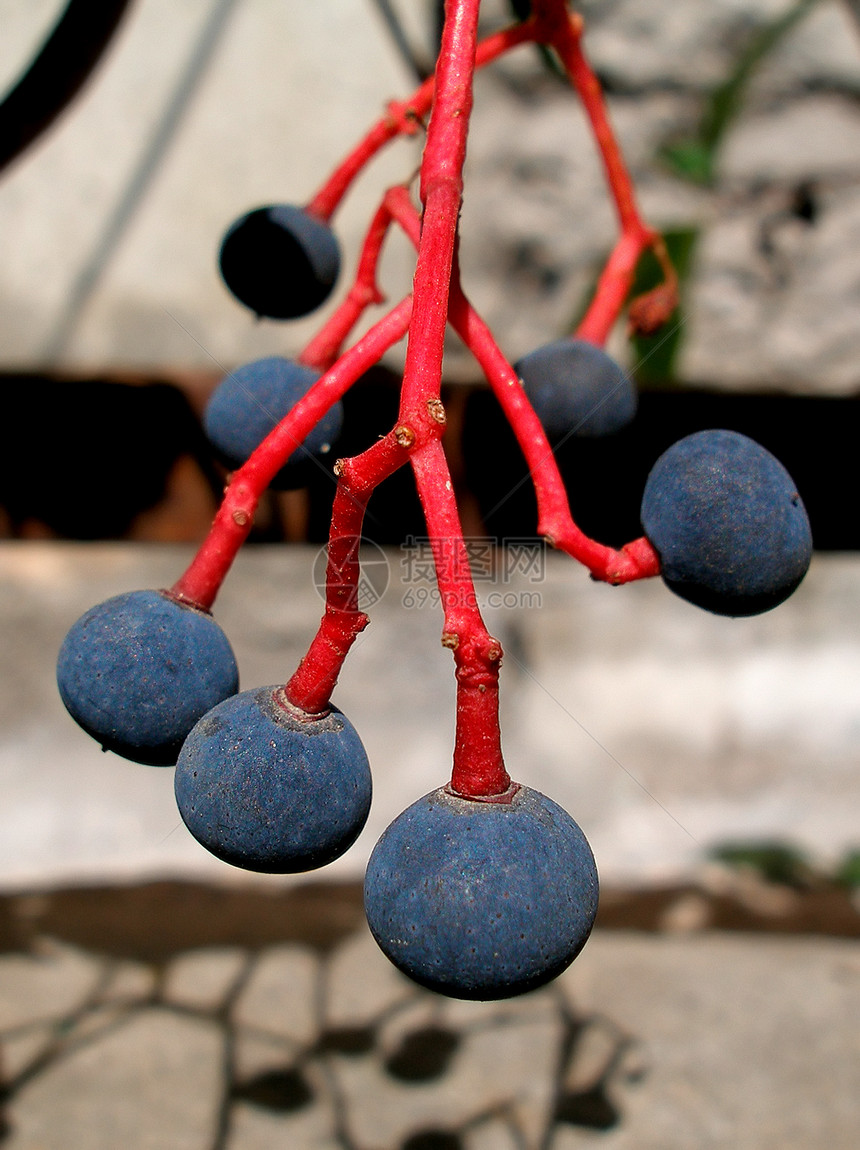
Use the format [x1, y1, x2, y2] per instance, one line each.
[174, 687, 372, 874]
[514, 338, 637, 441]
[364, 785, 598, 1001]
[218, 204, 340, 319]
[641, 428, 813, 617]
[56, 590, 239, 766]
[203, 356, 342, 489]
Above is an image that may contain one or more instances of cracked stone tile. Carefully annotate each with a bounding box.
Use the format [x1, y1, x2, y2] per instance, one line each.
[228, 1062, 339, 1150]
[328, 1001, 564, 1150]
[564, 1017, 630, 1095]
[465, 1114, 525, 1150]
[98, 959, 158, 1005]
[163, 946, 249, 1012]
[0, 1023, 55, 1082]
[436, 984, 558, 1030]
[0, 939, 105, 1031]
[555, 933, 860, 1149]
[233, 944, 320, 1046]
[52, 1001, 135, 1049]
[3, 1007, 222, 1150]
[228, 1101, 340, 1150]
[232, 1030, 300, 1080]
[324, 925, 417, 1030]
[371, 997, 442, 1066]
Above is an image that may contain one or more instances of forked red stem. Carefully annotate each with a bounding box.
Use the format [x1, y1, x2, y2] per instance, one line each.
[167, 0, 672, 799]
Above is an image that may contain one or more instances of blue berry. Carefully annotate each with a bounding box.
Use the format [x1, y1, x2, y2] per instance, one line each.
[363, 785, 598, 1001]
[218, 204, 340, 319]
[513, 338, 637, 441]
[640, 429, 813, 616]
[203, 356, 342, 489]
[174, 687, 372, 874]
[57, 590, 239, 766]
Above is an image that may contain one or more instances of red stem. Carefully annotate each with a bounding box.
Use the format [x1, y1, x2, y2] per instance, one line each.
[530, 0, 666, 345]
[392, 0, 511, 798]
[170, 296, 413, 610]
[305, 22, 535, 224]
[299, 197, 394, 371]
[384, 184, 659, 585]
[411, 439, 511, 798]
[284, 432, 409, 715]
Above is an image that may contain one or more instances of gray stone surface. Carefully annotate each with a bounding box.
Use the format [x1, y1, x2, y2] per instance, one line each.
[4, 1007, 223, 1150]
[1, 1, 859, 391]
[325, 928, 417, 1029]
[554, 931, 860, 1149]
[163, 946, 249, 1012]
[0, 923, 857, 1149]
[0, 938, 104, 1031]
[328, 990, 564, 1149]
[233, 945, 321, 1047]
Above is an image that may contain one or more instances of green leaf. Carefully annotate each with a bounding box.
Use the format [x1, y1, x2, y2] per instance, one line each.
[709, 841, 814, 888]
[659, 141, 714, 186]
[834, 850, 860, 889]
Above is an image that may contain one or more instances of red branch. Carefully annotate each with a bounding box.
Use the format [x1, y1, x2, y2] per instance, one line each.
[169, 296, 412, 611]
[305, 21, 536, 224]
[284, 432, 410, 715]
[391, 0, 514, 797]
[165, 0, 671, 803]
[531, 0, 677, 344]
[384, 184, 659, 585]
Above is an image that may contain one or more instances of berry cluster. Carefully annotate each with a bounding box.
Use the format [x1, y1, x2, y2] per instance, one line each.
[57, 1, 811, 1001]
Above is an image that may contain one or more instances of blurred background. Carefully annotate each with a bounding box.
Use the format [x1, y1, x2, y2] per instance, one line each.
[0, 2, 859, 1148]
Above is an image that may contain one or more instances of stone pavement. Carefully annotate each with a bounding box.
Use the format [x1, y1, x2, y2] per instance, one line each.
[1, 880, 859, 1150]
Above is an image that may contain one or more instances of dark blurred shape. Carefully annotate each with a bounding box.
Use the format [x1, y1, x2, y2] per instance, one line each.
[231, 1067, 314, 1113]
[384, 1026, 460, 1082]
[0, 0, 133, 174]
[0, 375, 222, 539]
[0, 880, 366, 961]
[464, 388, 860, 551]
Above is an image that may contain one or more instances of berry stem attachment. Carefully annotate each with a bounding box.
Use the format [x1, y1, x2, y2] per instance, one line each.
[412, 438, 510, 798]
[299, 195, 397, 371]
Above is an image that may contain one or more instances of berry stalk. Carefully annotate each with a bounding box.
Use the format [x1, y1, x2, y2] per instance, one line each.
[284, 431, 410, 716]
[305, 20, 535, 224]
[298, 196, 394, 371]
[411, 437, 511, 798]
[531, 0, 677, 344]
[393, 0, 512, 797]
[385, 184, 660, 585]
[170, 296, 413, 610]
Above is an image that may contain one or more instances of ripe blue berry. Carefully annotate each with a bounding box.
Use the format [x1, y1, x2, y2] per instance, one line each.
[203, 356, 342, 489]
[364, 785, 598, 1001]
[174, 687, 372, 874]
[56, 590, 239, 766]
[513, 338, 637, 441]
[218, 204, 340, 319]
[640, 428, 813, 616]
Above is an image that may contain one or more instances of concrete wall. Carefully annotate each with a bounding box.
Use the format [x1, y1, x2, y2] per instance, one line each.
[2, 542, 857, 890]
[1, 0, 860, 390]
